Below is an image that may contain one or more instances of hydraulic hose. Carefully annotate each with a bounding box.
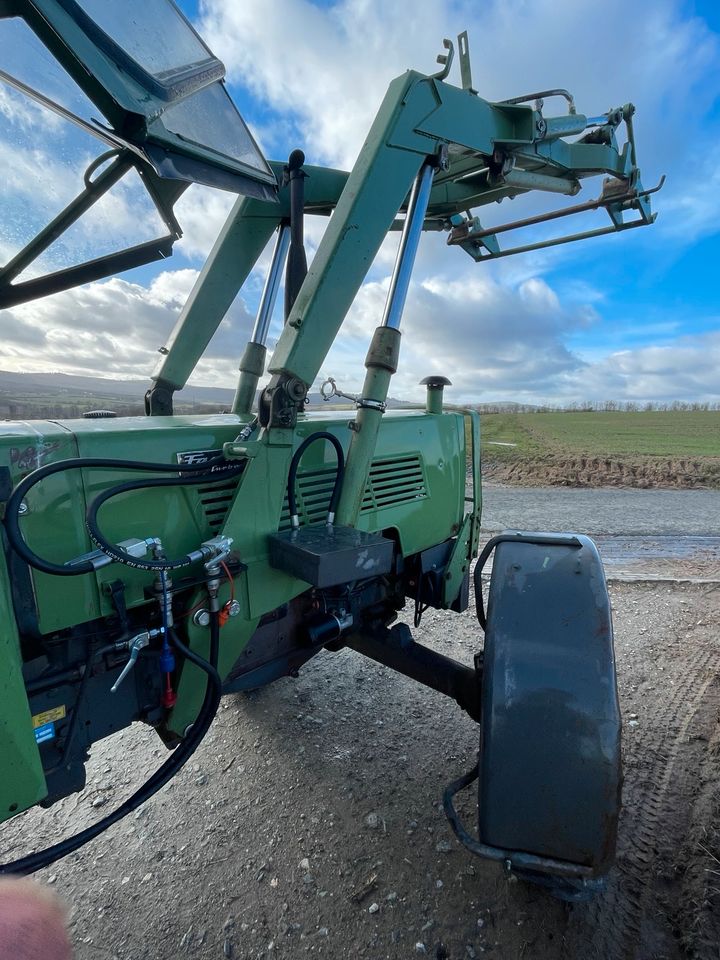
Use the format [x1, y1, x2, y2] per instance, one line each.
[0, 615, 222, 875]
[84, 471, 243, 572]
[287, 432, 345, 526]
[3, 456, 241, 576]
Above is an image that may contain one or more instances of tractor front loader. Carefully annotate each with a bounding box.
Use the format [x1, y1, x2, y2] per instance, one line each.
[0, 1, 661, 899]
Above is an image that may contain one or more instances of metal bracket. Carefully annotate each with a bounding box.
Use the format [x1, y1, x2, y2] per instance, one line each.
[431, 38, 454, 81]
[258, 372, 308, 429]
[457, 32, 476, 94]
[499, 87, 577, 115]
[346, 623, 481, 723]
[443, 765, 595, 882]
[0, 70, 185, 309]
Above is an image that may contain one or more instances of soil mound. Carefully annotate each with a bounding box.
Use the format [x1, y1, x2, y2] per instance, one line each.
[483, 454, 720, 489]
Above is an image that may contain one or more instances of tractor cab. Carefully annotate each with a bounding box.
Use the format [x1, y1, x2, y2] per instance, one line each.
[0, 0, 276, 309]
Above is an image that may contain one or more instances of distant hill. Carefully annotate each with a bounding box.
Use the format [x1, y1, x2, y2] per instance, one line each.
[0, 370, 413, 419]
[0, 370, 234, 405]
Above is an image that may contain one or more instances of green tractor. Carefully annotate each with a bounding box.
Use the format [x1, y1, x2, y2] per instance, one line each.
[0, 0, 661, 899]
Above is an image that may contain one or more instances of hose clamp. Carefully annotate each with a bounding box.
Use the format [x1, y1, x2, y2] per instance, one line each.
[355, 397, 386, 412]
[320, 378, 386, 412]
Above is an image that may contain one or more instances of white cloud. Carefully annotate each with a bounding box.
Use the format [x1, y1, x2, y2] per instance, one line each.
[557, 331, 720, 404]
[200, 0, 718, 172]
[1, 261, 716, 405]
[0, 84, 63, 134]
[189, 0, 720, 406]
[1, 0, 718, 406]
[320, 269, 595, 400]
[656, 155, 720, 243]
[0, 132, 165, 278]
[173, 186, 237, 261]
[198, 0, 720, 277]
[0, 270, 255, 384]
[315, 269, 720, 404]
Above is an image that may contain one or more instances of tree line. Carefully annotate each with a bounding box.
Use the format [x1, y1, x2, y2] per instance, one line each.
[476, 400, 720, 414]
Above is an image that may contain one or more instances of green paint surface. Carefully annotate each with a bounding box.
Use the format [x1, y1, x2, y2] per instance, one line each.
[0, 548, 47, 820]
[1, 408, 472, 736]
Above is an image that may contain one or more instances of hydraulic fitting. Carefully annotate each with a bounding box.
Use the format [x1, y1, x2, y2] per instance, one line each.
[187, 535, 234, 566]
[65, 537, 156, 571]
[110, 628, 162, 693]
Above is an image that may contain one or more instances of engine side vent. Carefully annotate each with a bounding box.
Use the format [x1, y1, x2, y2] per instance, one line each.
[277, 454, 426, 530]
[361, 454, 426, 511]
[198, 478, 242, 530]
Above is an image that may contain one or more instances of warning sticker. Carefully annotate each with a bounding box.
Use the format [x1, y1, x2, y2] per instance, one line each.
[32, 705, 66, 729]
[34, 722, 56, 744]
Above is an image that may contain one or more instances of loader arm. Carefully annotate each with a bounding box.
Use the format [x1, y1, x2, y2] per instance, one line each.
[151, 61, 657, 411]
[150, 55, 657, 543]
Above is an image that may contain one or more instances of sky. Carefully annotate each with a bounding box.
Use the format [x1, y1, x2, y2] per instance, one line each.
[0, 0, 719, 405]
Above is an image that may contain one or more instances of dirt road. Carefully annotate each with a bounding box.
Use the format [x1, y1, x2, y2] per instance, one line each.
[481, 482, 720, 538]
[2, 486, 719, 960]
[482, 482, 720, 582]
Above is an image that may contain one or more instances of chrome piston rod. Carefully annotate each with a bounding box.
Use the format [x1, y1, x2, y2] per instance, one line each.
[251, 224, 291, 345]
[381, 162, 436, 330]
[232, 224, 291, 416]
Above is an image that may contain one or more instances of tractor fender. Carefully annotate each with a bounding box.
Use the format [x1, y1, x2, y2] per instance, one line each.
[476, 531, 621, 878]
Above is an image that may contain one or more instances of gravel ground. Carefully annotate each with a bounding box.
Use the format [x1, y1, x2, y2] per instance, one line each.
[480, 483, 720, 537]
[2, 485, 719, 960]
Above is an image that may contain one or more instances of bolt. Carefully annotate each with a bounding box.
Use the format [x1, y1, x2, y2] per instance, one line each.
[193, 609, 211, 628]
[17, 501, 28, 516]
[226, 600, 241, 618]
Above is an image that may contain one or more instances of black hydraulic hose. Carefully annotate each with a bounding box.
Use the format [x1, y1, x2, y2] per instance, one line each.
[84, 470, 242, 572]
[0, 616, 222, 875]
[287, 432, 345, 524]
[3, 456, 240, 576]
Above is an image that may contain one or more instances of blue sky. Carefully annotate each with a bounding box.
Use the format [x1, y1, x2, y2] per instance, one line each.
[0, 0, 718, 404]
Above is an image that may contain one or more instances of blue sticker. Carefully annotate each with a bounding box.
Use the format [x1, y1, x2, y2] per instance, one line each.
[34, 721, 55, 744]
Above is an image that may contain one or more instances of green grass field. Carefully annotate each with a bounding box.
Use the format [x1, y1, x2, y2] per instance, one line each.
[480, 411, 720, 459]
